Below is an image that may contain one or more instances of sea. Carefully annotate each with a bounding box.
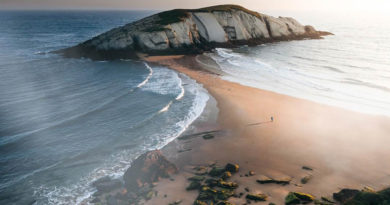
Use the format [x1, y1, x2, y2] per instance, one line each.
[0, 9, 389, 205]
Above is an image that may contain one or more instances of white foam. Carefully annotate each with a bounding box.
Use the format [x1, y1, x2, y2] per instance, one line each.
[33, 66, 210, 205]
[136, 62, 153, 88]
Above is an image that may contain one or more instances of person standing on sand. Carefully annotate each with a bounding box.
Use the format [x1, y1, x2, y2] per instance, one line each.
[271, 116, 274, 122]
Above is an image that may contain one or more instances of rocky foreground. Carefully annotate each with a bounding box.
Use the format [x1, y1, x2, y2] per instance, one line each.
[58, 4, 332, 60]
[91, 150, 390, 205]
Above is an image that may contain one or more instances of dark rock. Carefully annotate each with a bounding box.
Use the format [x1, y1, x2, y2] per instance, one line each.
[302, 166, 313, 171]
[217, 180, 238, 189]
[301, 175, 312, 184]
[333, 189, 359, 203]
[245, 187, 250, 192]
[202, 134, 214, 140]
[320, 196, 335, 204]
[209, 166, 226, 177]
[216, 201, 235, 205]
[205, 178, 219, 187]
[169, 199, 183, 205]
[246, 193, 267, 201]
[225, 163, 239, 173]
[221, 171, 232, 180]
[188, 176, 206, 182]
[256, 175, 291, 185]
[194, 166, 208, 175]
[194, 200, 208, 205]
[187, 181, 202, 190]
[92, 176, 122, 192]
[343, 187, 390, 205]
[285, 192, 300, 205]
[123, 150, 177, 191]
[285, 192, 315, 204]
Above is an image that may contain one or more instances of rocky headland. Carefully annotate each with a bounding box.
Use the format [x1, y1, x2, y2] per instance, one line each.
[57, 4, 332, 60]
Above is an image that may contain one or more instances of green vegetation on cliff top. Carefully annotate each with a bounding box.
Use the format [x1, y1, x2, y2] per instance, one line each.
[144, 4, 262, 32]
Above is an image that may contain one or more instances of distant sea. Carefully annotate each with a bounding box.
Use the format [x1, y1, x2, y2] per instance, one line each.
[0, 9, 389, 205]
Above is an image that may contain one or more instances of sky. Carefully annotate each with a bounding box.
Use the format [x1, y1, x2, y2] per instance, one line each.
[1, 0, 390, 13]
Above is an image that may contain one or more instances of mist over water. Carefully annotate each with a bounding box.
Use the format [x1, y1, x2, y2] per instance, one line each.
[206, 12, 390, 116]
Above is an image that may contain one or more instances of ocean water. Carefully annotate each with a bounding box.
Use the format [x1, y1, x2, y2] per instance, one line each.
[0, 11, 209, 204]
[205, 11, 390, 116]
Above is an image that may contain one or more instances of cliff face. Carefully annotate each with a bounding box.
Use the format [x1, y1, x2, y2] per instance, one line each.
[59, 5, 332, 60]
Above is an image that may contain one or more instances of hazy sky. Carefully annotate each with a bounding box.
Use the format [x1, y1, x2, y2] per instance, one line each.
[1, 0, 390, 12]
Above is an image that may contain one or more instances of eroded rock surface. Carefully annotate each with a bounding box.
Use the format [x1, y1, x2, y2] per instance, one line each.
[58, 4, 332, 60]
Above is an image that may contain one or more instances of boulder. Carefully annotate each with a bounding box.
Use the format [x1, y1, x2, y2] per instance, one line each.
[187, 181, 202, 190]
[301, 175, 312, 184]
[225, 163, 239, 173]
[209, 166, 226, 176]
[92, 176, 123, 192]
[256, 175, 291, 185]
[123, 150, 178, 191]
[333, 189, 360, 203]
[285, 192, 315, 204]
[246, 193, 268, 201]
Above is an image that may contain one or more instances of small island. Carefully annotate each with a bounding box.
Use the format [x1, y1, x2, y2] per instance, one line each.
[58, 4, 332, 60]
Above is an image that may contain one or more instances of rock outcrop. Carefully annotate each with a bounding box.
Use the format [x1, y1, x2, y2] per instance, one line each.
[58, 4, 332, 60]
[123, 150, 178, 191]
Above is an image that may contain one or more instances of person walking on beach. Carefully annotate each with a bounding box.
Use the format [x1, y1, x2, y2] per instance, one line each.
[271, 116, 274, 122]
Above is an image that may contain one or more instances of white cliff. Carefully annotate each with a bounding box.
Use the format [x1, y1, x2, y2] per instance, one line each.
[60, 4, 331, 60]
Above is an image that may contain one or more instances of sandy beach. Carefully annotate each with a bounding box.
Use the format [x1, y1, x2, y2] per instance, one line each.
[142, 55, 390, 204]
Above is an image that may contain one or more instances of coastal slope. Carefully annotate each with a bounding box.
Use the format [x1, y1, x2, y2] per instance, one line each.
[58, 5, 331, 60]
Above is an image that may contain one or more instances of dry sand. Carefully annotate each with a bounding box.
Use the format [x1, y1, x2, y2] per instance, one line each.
[143, 55, 390, 204]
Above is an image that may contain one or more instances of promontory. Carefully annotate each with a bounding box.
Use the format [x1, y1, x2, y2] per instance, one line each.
[58, 4, 332, 60]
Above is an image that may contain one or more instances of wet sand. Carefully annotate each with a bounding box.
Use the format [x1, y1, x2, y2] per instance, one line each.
[143, 55, 390, 204]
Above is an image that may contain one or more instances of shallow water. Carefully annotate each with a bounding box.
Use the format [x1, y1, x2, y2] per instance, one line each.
[206, 12, 390, 116]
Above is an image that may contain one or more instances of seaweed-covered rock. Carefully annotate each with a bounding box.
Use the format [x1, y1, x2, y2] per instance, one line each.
[343, 187, 390, 205]
[194, 200, 208, 205]
[123, 150, 178, 191]
[189, 176, 206, 182]
[256, 175, 292, 185]
[221, 171, 232, 180]
[217, 180, 238, 189]
[246, 193, 268, 201]
[209, 167, 226, 177]
[294, 192, 315, 202]
[285, 192, 315, 204]
[225, 163, 239, 173]
[333, 189, 360, 203]
[205, 178, 219, 187]
[285, 192, 300, 205]
[216, 201, 235, 205]
[320, 197, 335, 204]
[187, 181, 202, 190]
[194, 166, 208, 175]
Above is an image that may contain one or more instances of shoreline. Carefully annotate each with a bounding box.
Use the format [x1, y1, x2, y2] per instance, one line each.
[143, 55, 390, 204]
